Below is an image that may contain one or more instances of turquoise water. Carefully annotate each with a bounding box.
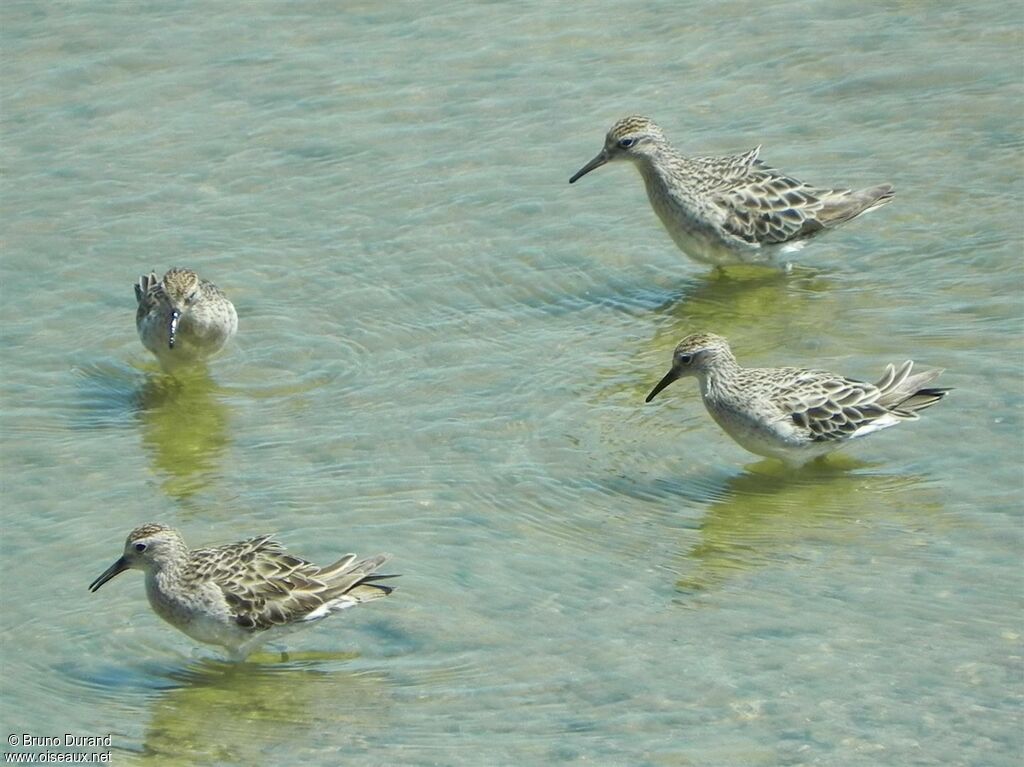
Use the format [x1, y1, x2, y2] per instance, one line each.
[2, 1, 1022, 765]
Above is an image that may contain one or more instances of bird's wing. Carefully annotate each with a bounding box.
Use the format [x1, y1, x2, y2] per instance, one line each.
[771, 369, 891, 442]
[190, 538, 392, 630]
[711, 161, 831, 246]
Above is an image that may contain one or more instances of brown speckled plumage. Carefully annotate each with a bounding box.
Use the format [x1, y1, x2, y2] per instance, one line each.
[135, 268, 238, 368]
[90, 524, 395, 659]
[645, 333, 948, 465]
[570, 116, 894, 266]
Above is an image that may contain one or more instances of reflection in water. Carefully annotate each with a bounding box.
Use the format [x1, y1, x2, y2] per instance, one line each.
[644, 266, 836, 370]
[656, 265, 832, 327]
[71, 362, 233, 500]
[130, 657, 390, 764]
[586, 268, 835, 408]
[670, 461, 938, 595]
[134, 369, 231, 500]
[600, 266, 836, 403]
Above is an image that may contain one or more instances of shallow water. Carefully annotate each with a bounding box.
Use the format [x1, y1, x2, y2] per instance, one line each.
[2, 1, 1022, 765]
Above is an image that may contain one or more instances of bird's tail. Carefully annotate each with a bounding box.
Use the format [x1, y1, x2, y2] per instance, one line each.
[322, 553, 398, 606]
[134, 272, 159, 305]
[819, 184, 895, 227]
[345, 573, 399, 603]
[860, 183, 896, 213]
[875, 361, 950, 416]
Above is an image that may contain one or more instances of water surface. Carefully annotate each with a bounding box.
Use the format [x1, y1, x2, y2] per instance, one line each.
[2, 1, 1021, 765]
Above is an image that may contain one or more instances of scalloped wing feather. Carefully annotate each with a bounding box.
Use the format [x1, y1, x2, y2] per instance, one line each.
[716, 170, 829, 245]
[774, 360, 947, 444]
[187, 540, 393, 631]
[698, 152, 894, 247]
[774, 371, 893, 443]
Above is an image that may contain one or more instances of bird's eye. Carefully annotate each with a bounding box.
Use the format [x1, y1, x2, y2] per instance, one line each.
[617, 137, 636, 149]
[679, 353, 694, 365]
[134, 542, 147, 553]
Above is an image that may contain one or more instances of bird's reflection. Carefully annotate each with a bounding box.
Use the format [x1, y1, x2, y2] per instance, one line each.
[133, 655, 391, 764]
[587, 266, 836, 404]
[650, 264, 834, 349]
[667, 460, 939, 596]
[133, 367, 231, 500]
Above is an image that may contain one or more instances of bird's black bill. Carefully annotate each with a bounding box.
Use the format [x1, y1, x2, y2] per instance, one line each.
[569, 152, 608, 183]
[645, 368, 681, 403]
[89, 557, 129, 592]
[167, 309, 181, 349]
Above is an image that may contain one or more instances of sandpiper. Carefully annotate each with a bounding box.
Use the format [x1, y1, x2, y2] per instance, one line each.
[569, 115, 894, 267]
[90, 524, 396, 660]
[135, 268, 238, 368]
[645, 333, 949, 465]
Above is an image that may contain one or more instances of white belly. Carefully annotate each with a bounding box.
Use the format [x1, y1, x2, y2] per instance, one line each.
[643, 181, 774, 267]
[703, 396, 839, 465]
